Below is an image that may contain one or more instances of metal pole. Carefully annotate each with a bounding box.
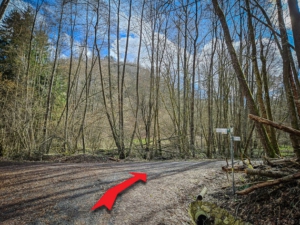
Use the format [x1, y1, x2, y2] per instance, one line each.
[229, 129, 235, 195]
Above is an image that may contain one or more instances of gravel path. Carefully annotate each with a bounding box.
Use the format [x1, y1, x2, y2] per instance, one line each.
[0, 160, 227, 225]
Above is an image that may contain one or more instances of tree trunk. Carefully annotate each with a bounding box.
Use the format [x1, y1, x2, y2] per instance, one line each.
[190, 0, 199, 158]
[259, 38, 280, 155]
[64, 1, 77, 153]
[42, 3, 64, 154]
[182, 0, 189, 157]
[287, 0, 300, 68]
[118, 0, 132, 159]
[128, 0, 145, 157]
[207, 33, 217, 158]
[177, 21, 182, 154]
[276, 0, 300, 159]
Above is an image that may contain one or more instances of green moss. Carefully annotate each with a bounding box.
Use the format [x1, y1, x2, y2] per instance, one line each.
[189, 200, 252, 225]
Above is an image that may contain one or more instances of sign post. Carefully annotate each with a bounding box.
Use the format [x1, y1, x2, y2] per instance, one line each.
[216, 127, 240, 195]
[229, 130, 235, 195]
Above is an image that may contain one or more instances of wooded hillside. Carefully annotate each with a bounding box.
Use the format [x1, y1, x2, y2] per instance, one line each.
[0, 0, 300, 160]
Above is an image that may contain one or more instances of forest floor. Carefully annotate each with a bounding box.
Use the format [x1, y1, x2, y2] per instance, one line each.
[0, 155, 299, 224]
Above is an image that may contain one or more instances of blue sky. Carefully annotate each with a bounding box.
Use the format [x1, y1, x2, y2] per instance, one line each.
[1, 0, 298, 85]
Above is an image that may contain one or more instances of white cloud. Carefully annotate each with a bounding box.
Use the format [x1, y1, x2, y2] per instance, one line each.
[53, 32, 92, 60]
[110, 27, 195, 78]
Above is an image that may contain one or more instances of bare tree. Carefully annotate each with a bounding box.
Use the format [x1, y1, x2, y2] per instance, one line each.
[128, 0, 146, 156]
[42, 0, 65, 154]
[212, 0, 276, 157]
[118, 0, 133, 159]
[190, 0, 199, 157]
[64, 0, 77, 153]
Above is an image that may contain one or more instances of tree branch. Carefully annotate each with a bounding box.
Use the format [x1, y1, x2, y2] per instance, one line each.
[237, 171, 300, 195]
[249, 114, 300, 137]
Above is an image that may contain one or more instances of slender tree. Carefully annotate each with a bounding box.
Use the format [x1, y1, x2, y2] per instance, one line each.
[276, 0, 300, 159]
[190, 0, 199, 157]
[128, 0, 145, 156]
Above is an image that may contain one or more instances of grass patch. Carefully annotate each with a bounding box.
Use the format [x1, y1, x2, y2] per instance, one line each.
[133, 139, 147, 145]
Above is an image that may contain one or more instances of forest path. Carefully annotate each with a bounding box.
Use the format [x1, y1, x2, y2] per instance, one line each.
[0, 160, 226, 225]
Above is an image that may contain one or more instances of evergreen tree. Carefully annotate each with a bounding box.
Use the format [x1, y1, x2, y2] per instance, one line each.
[0, 8, 34, 81]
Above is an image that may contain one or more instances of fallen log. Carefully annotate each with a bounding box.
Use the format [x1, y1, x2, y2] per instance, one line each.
[236, 171, 300, 195]
[222, 159, 254, 173]
[249, 114, 300, 137]
[263, 156, 275, 166]
[222, 165, 246, 173]
[264, 156, 300, 167]
[245, 168, 289, 178]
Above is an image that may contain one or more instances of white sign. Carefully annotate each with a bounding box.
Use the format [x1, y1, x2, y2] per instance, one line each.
[233, 136, 241, 141]
[216, 128, 228, 134]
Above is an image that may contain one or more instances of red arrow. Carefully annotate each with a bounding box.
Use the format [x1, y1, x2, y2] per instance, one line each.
[91, 172, 147, 211]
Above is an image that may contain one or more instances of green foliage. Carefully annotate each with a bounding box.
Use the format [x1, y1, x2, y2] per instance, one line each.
[0, 7, 54, 160]
[279, 145, 293, 151]
[51, 71, 67, 120]
[0, 8, 34, 81]
[133, 138, 147, 145]
[0, 7, 50, 82]
[32, 30, 51, 96]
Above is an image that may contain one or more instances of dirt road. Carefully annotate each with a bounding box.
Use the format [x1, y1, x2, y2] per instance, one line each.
[0, 160, 226, 225]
